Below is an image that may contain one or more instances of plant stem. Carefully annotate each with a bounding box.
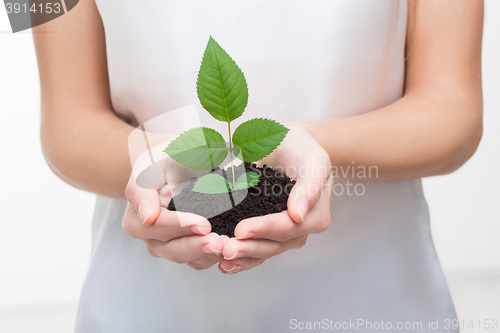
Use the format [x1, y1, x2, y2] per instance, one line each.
[227, 121, 236, 186]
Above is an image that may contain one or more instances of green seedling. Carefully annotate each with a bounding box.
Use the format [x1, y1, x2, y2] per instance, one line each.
[164, 36, 289, 194]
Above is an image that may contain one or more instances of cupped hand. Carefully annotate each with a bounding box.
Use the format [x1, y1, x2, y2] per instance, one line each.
[123, 131, 227, 270]
[123, 175, 227, 270]
[218, 123, 334, 274]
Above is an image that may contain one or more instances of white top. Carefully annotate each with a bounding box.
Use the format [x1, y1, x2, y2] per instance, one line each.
[76, 1, 458, 332]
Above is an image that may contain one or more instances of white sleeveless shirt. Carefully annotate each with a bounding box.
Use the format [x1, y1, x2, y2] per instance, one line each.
[76, 1, 458, 332]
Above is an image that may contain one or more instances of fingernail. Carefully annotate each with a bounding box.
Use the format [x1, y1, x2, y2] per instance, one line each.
[237, 231, 255, 240]
[223, 251, 243, 260]
[297, 198, 309, 222]
[190, 225, 210, 235]
[138, 200, 151, 224]
[223, 265, 241, 274]
[201, 243, 221, 255]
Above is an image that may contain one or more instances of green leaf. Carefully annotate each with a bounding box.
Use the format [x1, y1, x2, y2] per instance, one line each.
[193, 174, 231, 194]
[197, 36, 248, 123]
[163, 127, 228, 170]
[233, 118, 290, 162]
[232, 171, 260, 191]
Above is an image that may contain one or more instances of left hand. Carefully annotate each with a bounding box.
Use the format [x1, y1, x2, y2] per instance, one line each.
[218, 123, 334, 274]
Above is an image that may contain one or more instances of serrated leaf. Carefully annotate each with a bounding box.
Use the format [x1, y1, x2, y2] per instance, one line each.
[197, 36, 248, 123]
[232, 171, 260, 191]
[163, 127, 228, 170]
[232, 118, 290, 162]
[193, 174, 231, 194]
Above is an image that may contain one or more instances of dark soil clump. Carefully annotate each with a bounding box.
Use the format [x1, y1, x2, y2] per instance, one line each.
[167, 162, 295, 237]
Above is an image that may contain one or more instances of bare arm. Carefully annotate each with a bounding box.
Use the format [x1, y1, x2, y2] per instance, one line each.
[34, 0, 133, 197]
[303, 0, 483, 179]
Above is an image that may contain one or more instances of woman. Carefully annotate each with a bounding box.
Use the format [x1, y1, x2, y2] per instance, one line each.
[34, 0, 483, 332]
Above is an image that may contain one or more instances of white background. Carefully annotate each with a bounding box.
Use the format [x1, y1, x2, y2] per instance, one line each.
[0, 1, 499, 332]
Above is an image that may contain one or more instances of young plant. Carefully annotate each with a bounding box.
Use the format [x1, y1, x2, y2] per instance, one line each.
[164, 36, 289, 194]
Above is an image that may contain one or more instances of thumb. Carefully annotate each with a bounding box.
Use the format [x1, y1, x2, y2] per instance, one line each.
[125, 175, 161, 226]
[287, 176, 324, 223]
[287, 165, 333, 223]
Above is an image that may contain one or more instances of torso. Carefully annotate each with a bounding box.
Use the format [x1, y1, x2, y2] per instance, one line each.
[75, 1, 458, 332]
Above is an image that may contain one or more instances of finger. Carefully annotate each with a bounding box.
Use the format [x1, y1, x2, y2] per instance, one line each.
[287, 154, 332, 223]
[125, 175, 161, 226]
[234, 175, 334, 241]
[185, 253, 222, 271]
[124, 207, 212, 242]
[221, 236, 307, 260]
[220, 235, 230, 245]
[145, 209, 212, 240]
[146, 232, 223, 264]
[296, 175, 334, 233]
[233, 212, 307, 242]
[158, 184, 173, 207]
[218, 258, 265, 274]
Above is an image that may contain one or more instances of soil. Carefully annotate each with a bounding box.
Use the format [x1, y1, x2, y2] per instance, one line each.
[167, 162, 296, 237]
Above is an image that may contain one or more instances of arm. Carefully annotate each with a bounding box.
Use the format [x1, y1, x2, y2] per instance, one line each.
[34, 0, 225, 270]
[303, 0, 484, 179]
[221, 0, 484, 273]
[33, 0, 133, 198]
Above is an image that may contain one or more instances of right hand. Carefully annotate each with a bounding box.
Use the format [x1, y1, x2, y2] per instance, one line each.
[122, 175, 226, 270]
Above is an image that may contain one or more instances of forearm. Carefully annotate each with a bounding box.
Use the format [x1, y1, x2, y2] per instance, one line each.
[41, 103, 134, 198]
[304, 88, 483, 180]
[32, 0, 134, 197]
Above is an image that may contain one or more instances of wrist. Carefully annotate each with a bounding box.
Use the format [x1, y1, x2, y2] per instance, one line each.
[285, 120, 314, 134]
